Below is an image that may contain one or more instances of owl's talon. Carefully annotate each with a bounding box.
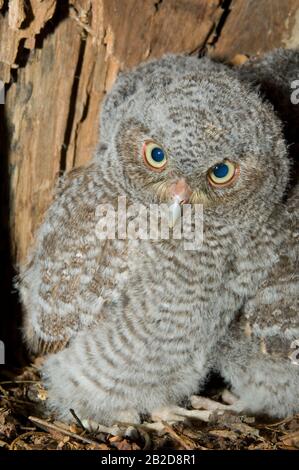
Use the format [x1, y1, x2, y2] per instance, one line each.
[190, 394, 242, 416]
[191, 395, 229, 411]
[151, 405, 213, 424]
[81, 418, 122, 436]
[123, 425, 139, 440]
[142, 421, 172, 433]
[221, 389, 238, 405]
[80, 409, 140, 437]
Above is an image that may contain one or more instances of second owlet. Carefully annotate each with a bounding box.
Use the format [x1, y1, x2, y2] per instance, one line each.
[19, 49, 299, 425]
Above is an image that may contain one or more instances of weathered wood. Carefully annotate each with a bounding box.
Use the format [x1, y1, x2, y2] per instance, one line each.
[210, 0, 299, 61]
[6, 16, 83, 262]
[0, 0, 57, 83]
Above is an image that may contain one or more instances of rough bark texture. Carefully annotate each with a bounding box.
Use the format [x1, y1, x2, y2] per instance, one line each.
[0, 0, 299, 363]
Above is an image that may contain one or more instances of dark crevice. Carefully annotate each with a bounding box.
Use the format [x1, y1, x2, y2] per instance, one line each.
[81, 92, 90, 123]
[195, 23, 218, 58]
[72, 91, 91, 168]
[20, 0, 34, 30]
[10, 39, 30, 85]
[34, 0, 69, 50]
[60, 37, 87, 173]
[14, 39, 31, 68]
[0, 0, 9, 14]
[196, 0, 233, 58]
[209, 0, 232, 46]
[154, 0, 163, 13]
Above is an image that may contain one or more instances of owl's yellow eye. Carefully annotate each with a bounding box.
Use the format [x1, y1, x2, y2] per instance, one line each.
[207, 160, 239, 187]
[143, 141, 167, 171]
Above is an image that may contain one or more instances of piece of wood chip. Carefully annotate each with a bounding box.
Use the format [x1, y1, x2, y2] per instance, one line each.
[230, 54, 249, 66]
[28, 416, 103, 448]
[8, 0, 26, 29]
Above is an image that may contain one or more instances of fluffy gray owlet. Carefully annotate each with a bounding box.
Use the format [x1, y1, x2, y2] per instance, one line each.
[18, 49, 298, 425]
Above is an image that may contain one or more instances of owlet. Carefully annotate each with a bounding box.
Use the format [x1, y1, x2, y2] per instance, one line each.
[19, 49, 298, 425]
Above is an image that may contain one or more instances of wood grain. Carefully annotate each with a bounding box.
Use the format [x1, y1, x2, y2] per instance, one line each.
[0, 0, 57, 83]
[210, 0, 299, 61]
[6, 14, 83, 262]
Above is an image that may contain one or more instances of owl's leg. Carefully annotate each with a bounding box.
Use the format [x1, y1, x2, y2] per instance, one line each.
[42, 325, 209, 428]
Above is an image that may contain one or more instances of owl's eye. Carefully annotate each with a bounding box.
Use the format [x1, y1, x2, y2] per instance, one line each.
[143, 141, 167, 171]
[207, 160, 239, 187]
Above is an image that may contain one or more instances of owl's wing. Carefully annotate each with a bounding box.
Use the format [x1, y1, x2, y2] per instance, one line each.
[239, 186, 299, 360]
[18, 163, 128, 355]
[236, 49, 299, 359]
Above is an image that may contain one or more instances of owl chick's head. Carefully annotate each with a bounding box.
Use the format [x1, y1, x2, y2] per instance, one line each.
[99, 55, 289, 226]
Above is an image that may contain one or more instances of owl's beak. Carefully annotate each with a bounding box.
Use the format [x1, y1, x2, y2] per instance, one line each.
[168, 179, 192, 228]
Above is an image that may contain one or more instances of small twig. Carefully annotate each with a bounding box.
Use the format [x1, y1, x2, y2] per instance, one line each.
[280, 430, 299, 441]
[0, 395, 33, 405]
[0, 385, 9, 397]
[19, 426, 37, 431]
[28, 416, 103, 448]
[10, 432, 41, 450]
[162, 422, 207, 450]
[137, 427, 152, 450]
[0, 380, 39, 385]
[264, 414, 299, 428]
[69, 408, 85, 430]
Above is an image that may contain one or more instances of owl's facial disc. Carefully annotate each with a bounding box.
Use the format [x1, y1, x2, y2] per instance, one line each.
[140, 138, 240, 214]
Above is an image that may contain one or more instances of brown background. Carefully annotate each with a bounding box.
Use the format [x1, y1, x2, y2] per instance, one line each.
[1, 0, 299, 363]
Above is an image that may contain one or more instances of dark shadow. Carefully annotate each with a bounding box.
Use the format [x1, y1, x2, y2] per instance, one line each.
[21, 0, 34, 30]
[0, 100, 28, 371]
[60, 37, 87, 172]
[35, 0, 69, 51]
[258, 81, 299, 194]
[237, 51, 299, 197]
[0, 0, 9, 15]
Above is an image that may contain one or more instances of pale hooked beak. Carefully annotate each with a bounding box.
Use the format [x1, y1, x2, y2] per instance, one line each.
[168, 179, 192, 228]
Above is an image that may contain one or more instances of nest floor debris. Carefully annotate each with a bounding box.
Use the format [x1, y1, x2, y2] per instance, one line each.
[0, 363, 299, 451]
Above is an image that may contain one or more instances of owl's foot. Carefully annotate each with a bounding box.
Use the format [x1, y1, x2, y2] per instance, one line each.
[80, 409, 141, 437]
[221, 389, 238, 405]
[149, 405, 213, 425]
[190, 390, 240, 413]
[81, 418, 122, 436]
[140, 404, 219, 433]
